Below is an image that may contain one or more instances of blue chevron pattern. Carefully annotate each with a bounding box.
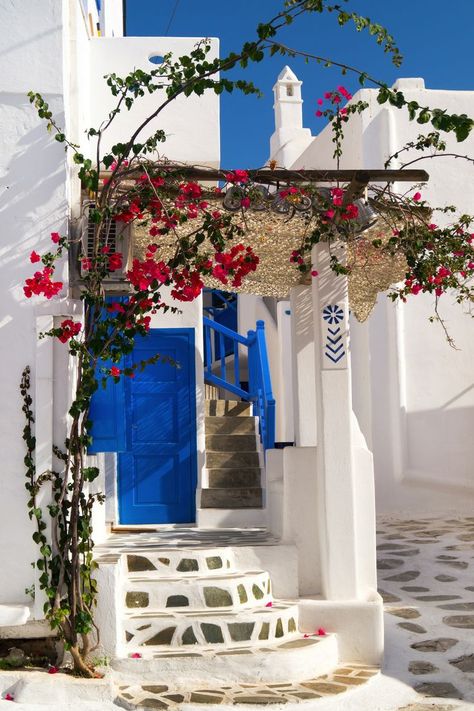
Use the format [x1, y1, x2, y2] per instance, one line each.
[323, 304, 346, 364]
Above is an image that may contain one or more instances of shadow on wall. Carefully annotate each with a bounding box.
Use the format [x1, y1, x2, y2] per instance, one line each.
[402, 405, 474, 489]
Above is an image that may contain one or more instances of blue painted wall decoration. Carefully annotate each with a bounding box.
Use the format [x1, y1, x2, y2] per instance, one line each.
[322, 304, 346, 365]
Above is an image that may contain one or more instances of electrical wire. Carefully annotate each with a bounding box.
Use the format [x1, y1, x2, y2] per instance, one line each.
[164, 0, 181, 35]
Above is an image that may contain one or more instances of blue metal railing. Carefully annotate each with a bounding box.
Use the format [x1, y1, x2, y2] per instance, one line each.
[203, 316, 275, 451]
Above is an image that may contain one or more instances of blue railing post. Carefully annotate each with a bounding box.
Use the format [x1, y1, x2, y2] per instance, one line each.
[203, 316, 275, 451]
[255, 321, 276, 450]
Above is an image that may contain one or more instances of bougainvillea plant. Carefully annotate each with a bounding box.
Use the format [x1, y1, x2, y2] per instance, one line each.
[20, 0, 474, 676]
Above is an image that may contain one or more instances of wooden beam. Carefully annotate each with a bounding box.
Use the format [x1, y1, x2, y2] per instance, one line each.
[98, 166, 429, 184]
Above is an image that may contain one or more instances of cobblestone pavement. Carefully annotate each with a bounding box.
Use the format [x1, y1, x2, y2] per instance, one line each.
[378, 515, 474, 709]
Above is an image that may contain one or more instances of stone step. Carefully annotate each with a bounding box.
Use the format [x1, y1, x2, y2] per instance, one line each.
[123, 602, 299, 651]
[205, 433, 257, 452]
[205, 400, 253, 417]
[205, 416, 256, 435]
[206, 450, 260, 468]
[124, 570, 271, 612]
[200, 487, 263, 509]
[113, 635, 341, 687]
[125, 548, 236, 577]
[207, 468, 261, 489]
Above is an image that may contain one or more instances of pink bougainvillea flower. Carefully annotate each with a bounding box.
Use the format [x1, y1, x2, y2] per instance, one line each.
[30, 251, 41, 263]
[303, 633, 311, 638]
[110, 366, 121, 377]
[311, 270, 319, 277]
[240, 197, 251, 209]
[4, 693, 14, 701]
[81, 257, 92, 271]
[392, 229, 400, 236]
[48, 666, 59, 674]
[340, 107, 348, 116]
[428, 223, 437, 231]
[317, 627, 327, 636]
[265, 601, 273, 608]
[317, 98, 323, 106]
[315, 110, 323, 118]
[130, 652, 142, 659]
[413, 192, 422, 202]
[324, 91, 332, 99]
[51, 232, 61, 244]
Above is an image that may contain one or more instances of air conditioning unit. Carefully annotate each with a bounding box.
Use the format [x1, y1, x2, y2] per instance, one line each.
[80, 201, 132, 280]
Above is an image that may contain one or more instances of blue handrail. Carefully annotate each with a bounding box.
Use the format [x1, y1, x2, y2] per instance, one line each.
[203, 316, 275, 451]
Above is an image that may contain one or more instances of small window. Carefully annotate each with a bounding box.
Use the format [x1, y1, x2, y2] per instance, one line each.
[80, 201, 131, 280]
[286, 84, 294, 97]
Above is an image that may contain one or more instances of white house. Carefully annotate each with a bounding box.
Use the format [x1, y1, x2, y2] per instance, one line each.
[266, 67, 474, 517]
[6, 0, 473, 702]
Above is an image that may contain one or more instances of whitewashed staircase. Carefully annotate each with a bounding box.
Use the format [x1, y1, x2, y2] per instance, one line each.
[200, 399, 264, 512]
[112, 544, 338, 686]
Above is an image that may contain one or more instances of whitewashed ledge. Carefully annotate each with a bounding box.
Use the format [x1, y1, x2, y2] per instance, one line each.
[0, 605, 30, 628]
[0, 670, 116, 705]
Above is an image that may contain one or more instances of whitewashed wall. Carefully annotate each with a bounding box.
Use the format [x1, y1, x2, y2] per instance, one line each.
[0, 0, 220, 604]
[0, 0, 69, 604]
[87, 37, 220, 166]
[272, 74, 474, 514]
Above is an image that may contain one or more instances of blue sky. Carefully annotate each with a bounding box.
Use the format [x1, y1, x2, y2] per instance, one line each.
[126, 1, 474, 168]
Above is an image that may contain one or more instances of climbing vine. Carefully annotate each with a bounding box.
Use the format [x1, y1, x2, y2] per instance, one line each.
[20, 0, 474, 676]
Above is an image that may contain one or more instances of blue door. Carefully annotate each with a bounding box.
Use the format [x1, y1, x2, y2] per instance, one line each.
[119, 329, 197, 524]
[89, 328, 197, 524]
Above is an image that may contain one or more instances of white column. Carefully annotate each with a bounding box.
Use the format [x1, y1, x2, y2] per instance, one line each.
[312, 244, 361, 600]
[290, 286, 317, 447]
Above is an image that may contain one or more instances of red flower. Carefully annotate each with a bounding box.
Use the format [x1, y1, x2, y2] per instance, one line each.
[51, 232, 61, 244]
[241, 197, 251, 209]
[4, 693, 14, 701]
[81, 257, 92, 271]
[24, 266, 63, 299]
[317, 627, 327, 636]
[130, 652, 142, 659]
[311, 270, 319, 277]
[48, 666, 59, 674]
[110, 366, 121, 377]
[315, 110, 323, 117]
[317, 98, 323, 106]
[225, 169, 249, 185]
[108, 252, 123, 272]
[179, 181, 202, 199]
[30, 251, 41, 263]
[413, 192, 422, 202]
[265, 601, 273, 608]
[57, 319, 81, 343]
